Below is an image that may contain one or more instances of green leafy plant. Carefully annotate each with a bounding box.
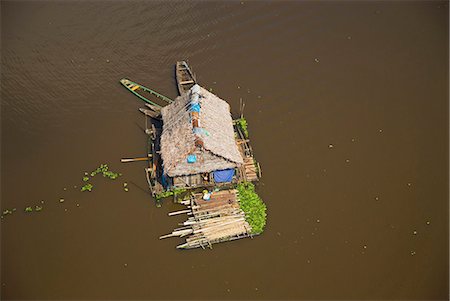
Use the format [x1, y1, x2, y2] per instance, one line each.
[81, 164, 121, 192]
[81, 183, 93, 192]
[236, 117, 249, 138]
[237, 182, 267, 234]
[155, 190, 174, 200]
[2, 209, 14, 215]
[103, 171, 120, 179]
[25, 206, 33, 213]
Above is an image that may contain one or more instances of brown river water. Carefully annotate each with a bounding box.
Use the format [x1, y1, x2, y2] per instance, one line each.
[1, 1, 448, 300]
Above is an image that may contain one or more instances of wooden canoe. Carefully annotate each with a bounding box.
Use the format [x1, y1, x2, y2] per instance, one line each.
[175, 61, 197, 96]
[120, 78, 173, 107]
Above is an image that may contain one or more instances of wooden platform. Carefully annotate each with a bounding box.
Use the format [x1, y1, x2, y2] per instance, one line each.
[160, 189, 252, 249]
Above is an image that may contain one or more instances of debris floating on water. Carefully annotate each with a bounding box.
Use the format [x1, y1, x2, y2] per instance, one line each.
[328, 144, 334, 149]
[413, 230, 417, 235]
[59, 198, 65, 203]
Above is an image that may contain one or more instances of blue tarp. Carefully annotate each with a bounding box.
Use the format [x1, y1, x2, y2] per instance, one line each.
[213, 169, 235, 183]
[187, 154, 197, 163]
[189, 103, 201, 112]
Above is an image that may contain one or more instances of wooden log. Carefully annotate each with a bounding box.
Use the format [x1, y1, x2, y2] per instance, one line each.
[168, 209, 191, 216]
[121, 156, 151, 163]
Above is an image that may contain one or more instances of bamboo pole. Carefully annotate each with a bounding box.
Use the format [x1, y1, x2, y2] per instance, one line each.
[168, 209, 191, 216]
[121, 156, 151, 163]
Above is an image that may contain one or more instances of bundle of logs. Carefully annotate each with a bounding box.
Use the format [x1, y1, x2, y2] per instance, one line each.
[160, 189, 252, 249]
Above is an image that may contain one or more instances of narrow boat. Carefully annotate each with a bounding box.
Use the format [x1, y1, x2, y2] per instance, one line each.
[120, 78, 173, 107]
[175, 61, 197, 96]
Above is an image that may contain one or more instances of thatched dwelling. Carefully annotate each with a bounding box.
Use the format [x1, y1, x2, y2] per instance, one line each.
[160, 84, 243, 188]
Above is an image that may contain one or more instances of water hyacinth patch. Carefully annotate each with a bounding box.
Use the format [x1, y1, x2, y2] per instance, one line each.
[80, 163, 122, 192]
[81, 183, 93, 192]
[236, 117, 249, 138]
[237, 182, 267, 234]
[2, 209, 15, 216]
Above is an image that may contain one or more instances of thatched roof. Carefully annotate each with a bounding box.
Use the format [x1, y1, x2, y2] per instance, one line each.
[160, 85, 243, 177]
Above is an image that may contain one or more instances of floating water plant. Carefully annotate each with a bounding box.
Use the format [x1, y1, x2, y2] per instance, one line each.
[237, 182, 267, 234]
[88, 164, 121, 179]
[236, 117, 249, 138]
[155, 190, 174, 201]
[81, 183, 93, 192]
[35, 206, 43, 212]
[2, 209, 14, 216]
[25, 206, 33, 213]
[80, 164, 122, 192]
[102, 171, 120, 179]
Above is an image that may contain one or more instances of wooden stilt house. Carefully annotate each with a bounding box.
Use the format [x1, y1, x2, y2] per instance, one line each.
[160, 84, 244, 189]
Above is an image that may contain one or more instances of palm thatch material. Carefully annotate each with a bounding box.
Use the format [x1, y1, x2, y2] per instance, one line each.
[160, 85, 243, 177]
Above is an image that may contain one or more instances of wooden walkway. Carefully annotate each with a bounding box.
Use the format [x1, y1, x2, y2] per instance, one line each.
[234, 124, 261, 182]
[160, 189, 252, 249]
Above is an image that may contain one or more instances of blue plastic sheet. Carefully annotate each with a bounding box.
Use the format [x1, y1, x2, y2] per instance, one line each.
[187, 154, 197, 163]
[213, 169, 234, 183]
[189, 103, 201, 112]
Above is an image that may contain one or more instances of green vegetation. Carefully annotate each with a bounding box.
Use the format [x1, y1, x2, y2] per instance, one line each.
[237, 182, 267, 234]
[173, 187, 189, 203]
[2, 208, 15, 217]
[236, 117, 249, 138]
[81, 183, 93, 192]
[81, 164, 122, 192]
[155, 187, 190, 203]
[25, 206, 33, 213]
[155, 190, 174, 201]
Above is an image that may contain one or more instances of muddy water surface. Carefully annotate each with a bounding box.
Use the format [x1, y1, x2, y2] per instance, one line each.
[1, 1, 449, 300]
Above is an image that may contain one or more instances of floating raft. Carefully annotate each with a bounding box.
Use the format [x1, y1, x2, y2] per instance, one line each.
[160, 189, 253, 249]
